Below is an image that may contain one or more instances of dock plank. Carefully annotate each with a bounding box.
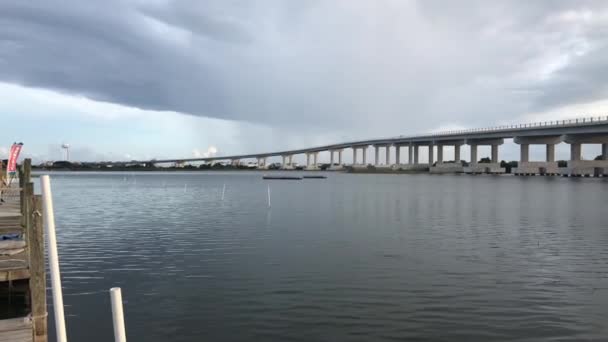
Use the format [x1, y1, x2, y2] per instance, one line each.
[0, 249, 29, 281]
[0, 317, 33, 342]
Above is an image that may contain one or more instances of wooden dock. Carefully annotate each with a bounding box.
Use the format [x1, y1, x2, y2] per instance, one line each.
[0, 159, 47, 342]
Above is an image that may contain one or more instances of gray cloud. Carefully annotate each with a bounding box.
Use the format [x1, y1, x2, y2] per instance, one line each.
[1, 0, 608, 137]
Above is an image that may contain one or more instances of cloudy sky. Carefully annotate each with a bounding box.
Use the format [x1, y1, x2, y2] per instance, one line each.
[1, 0, 608, 163]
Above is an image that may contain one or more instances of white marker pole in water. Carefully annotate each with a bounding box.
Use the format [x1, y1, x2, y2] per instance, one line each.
[40, 175, 68, 342]
[221, 183, 226, 201]
[110, 287, 127, 342]
[267, 185, 271, 208]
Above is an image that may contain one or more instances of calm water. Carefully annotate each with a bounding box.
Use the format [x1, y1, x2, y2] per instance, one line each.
[42, 171, 608, 341]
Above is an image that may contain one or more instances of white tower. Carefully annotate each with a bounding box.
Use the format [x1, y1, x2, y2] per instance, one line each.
[61, 144, 70, 161]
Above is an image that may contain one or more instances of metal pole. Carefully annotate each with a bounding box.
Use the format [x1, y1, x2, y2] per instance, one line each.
[221, 184, 226, 201]
[40, 175, 67, 342]
[110, 287, 127, 342]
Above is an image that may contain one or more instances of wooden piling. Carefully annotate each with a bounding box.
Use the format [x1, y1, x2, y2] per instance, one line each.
[29, 195, 47, 342]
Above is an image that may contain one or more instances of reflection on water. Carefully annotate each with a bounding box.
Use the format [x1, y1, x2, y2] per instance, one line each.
[43, 171, 608, 341]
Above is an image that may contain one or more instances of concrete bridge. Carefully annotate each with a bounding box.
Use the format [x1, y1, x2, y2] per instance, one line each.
[111, 116, 608, 177]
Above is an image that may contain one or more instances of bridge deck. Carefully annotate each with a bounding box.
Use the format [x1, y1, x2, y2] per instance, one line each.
[102, 116, 608, 165]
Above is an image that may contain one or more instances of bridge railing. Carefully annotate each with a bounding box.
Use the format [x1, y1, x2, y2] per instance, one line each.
[394, 115, 608, 140]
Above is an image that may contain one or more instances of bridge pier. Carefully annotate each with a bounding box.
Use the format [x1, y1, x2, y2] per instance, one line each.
[561, 134, 608, 176]
[373, 144, 391, 167]
[281, 155, 294, 170]
[397, 144, 429, 171]
[257, 157, 268, 169]
[329, 149, 344, 170]
[429, 140, 465, 173]
[464, 138, 505, 174]
[513, 136, 561, 175]
[305, 152, 320, 170]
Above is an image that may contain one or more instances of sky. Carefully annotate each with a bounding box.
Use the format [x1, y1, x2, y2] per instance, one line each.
[1, 0, 608, 163]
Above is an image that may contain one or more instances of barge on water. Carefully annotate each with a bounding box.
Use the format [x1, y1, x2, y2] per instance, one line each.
[262, 175, 303, 180]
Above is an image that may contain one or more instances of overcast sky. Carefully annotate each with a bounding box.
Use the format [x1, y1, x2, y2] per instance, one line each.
[2, 0, 608, 163]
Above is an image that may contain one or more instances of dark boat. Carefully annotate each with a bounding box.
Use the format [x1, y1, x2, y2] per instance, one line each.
[302, 175, 327, 179]
[262, 175, 302, 180]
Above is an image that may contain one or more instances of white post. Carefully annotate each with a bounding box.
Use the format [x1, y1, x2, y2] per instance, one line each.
[40, 175, 67, 342]
[267, 185, 271, 208]
[110, 287, 127, 342]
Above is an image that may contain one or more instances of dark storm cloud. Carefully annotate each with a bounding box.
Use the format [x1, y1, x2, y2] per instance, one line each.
[1, 0, 608, 134]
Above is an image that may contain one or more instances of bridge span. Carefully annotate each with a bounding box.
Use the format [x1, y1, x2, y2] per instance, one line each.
[110, 116, 608, 177]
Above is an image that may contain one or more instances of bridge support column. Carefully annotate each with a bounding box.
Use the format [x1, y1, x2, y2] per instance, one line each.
[330, 150, 335, 165]
[436, 145, 443, 163]
[428, 144, 434, 165]
[470, 144, 477, 164]
[491, 144, 499, 163]
[353, 148, 357, 165]
[395, 146, 400, 165]
[282, 155, 287, 167]
[288, 155, 293, 166]
[602, 143, 608, 160]
[546, 144, 555, 162]
[374, 146, 380, 166]
[362, 147, 367, 165]
[414, 145, 419, 164]
[454, 144, 460, 162]
[338, 150, 343, 164]
[306, 153, 311, 166]
[570, 143, 581, 161]
[408, 144, 413, 164]
[385, 145, 391, 165]
[520, 144, 529, 163]
[313, 152, 318, 167]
